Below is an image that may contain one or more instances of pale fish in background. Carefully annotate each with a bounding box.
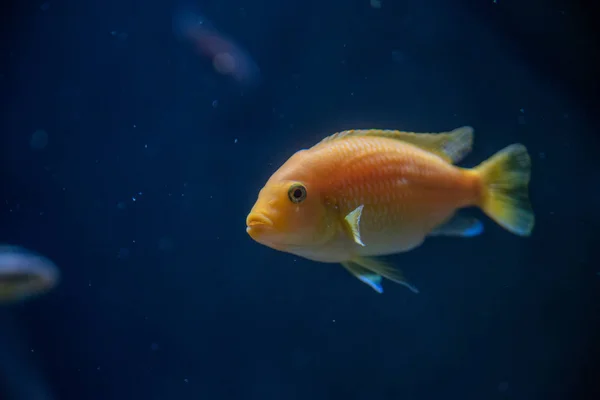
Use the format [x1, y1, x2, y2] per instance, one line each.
[0, 245, 60, 304]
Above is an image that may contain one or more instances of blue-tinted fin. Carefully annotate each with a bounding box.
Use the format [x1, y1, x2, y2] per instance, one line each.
[353, 257, 420, 294]
[341, 262, 384, 293]
[430, 215, 484, 238]
[357, 274, 384, 294]
[341, 258, 419, 294]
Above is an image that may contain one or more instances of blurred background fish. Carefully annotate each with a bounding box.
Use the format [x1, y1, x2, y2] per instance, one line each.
[0, 245, 59, 304]
[0, 245, 59, 399]
[173, 5, 261, 86]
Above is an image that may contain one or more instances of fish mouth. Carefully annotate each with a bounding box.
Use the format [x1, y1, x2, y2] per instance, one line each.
[246, 213, 274, 237]
[246, 212, 272, 228]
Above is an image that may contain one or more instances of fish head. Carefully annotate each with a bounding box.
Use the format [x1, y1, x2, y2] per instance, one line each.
[246, 178, 336, 252]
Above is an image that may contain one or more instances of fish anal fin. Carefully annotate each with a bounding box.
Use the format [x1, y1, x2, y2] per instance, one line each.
[344, 257, 419, 294]
[430, 214, 484, 237]
[315, 126, 474, 164]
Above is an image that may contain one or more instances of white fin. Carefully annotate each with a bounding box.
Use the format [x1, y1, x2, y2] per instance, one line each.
[344, 205, 365, 246]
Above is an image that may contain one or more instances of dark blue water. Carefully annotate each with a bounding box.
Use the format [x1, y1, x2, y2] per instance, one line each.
[1, 0, 598, 399]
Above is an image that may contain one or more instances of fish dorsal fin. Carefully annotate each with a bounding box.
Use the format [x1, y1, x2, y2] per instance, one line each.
[315, 126, 474, 164]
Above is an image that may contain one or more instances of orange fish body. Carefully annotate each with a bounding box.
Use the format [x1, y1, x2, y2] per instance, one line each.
[246, 126, 534, 294]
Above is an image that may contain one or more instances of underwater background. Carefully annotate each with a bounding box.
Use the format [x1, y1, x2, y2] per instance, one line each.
[1, 0, 598, 399]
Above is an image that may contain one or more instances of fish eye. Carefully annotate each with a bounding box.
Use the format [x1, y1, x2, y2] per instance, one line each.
[288, 183, 307, 204]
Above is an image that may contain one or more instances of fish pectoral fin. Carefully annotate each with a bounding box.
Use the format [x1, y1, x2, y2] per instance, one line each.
[429, 214, 484, 237]
[341, 262, 383, 293]
[314, 126, 473, 164]
[344, 205, 366, 246]
[343, 257, 419, 294]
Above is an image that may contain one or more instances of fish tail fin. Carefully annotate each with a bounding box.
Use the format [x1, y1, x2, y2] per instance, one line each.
[342, 257, 419, 294]
[474, 144, 535, 236]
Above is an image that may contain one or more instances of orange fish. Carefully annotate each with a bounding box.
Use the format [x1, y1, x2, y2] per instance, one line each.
[246, 126, 534, 293]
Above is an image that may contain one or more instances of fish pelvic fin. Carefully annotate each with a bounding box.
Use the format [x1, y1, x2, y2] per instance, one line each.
[315, 126, 474, 164]
[475, 144, 534, 236]
[341, 262, 383, 293]
[342, 257, 419, 294]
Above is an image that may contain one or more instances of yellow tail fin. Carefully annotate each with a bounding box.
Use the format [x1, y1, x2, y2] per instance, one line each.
[475, 144, 535, 236]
